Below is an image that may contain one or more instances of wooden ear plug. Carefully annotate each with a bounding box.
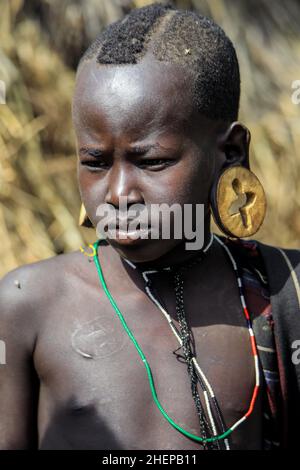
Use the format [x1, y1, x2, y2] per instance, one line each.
[78, 203, 93, 228]
[212, 166, 266, 238]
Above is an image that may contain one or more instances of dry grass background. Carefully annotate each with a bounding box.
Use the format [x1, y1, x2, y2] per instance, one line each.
[0, 0, 299, 277]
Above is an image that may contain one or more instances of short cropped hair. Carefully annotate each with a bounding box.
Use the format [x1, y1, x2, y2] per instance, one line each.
[79, 2, 240, 122]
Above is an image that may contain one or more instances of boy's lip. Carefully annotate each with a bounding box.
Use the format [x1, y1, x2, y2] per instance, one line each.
[107, 226, 151, 245]
[105, 216, 145, 228]
[105, 215, 151, 232]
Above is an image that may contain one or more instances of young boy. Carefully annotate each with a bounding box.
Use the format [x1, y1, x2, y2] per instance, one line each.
[0, 3, 299, 450]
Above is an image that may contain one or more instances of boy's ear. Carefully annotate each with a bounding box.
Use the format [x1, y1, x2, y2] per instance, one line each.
[217, 121, 251, 170]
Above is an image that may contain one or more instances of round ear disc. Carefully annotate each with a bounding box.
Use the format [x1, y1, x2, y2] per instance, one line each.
[212, 166, 267, 238]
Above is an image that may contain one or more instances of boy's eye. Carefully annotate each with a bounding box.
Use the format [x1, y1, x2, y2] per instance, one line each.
[81, 160, 109, 171]
[138, 158, 174, 169]
[81, 158, 173, 170]
[79, 147, 176, 172]
[79, 148, 110, 170]
[80, 160, 109, 170]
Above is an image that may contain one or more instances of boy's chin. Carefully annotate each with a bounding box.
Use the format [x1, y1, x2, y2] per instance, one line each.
[108, 237, 182, 265]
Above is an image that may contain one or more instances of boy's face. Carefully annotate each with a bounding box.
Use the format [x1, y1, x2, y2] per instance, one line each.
[72, 54, 226, 262]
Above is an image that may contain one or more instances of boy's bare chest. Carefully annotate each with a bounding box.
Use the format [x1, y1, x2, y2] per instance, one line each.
[35, 275, 262, 450]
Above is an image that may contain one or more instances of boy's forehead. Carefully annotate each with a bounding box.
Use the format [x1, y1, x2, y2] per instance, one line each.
[73, 55, 198, 139]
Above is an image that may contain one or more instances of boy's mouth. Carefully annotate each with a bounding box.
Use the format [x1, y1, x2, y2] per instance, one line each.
[105, 219, 153, 244]
[108, 228, 151, 245]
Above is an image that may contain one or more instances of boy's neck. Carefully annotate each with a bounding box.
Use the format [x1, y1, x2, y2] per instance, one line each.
[96, 214, 222, 296]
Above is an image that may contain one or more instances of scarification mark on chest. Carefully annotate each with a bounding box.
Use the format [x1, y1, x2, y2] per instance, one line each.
[71, 316, 129, 359]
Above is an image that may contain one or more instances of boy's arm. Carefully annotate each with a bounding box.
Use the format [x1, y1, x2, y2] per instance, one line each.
[0, 268, 39, 449]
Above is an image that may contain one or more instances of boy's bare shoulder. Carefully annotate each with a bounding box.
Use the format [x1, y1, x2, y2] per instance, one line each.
[0, 250, 90, 327]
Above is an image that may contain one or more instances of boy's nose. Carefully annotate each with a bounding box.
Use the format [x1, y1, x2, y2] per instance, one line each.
[104, 163, 143, 208]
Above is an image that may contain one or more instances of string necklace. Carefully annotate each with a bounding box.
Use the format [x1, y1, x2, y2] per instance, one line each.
[92, 233, 260, 447]
[125, 234, 223, 450]
[123, 234, 226, 450]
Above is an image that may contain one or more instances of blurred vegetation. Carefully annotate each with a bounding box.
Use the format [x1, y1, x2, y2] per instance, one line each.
[0, 0, 299, 277]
